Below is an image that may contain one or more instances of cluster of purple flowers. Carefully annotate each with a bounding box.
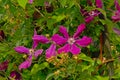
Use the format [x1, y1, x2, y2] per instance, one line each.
[14, 0, 120, 71]
[14, 24, 92, 70]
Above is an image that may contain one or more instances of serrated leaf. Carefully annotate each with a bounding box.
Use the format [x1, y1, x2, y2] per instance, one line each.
[17, 0, 28, 9]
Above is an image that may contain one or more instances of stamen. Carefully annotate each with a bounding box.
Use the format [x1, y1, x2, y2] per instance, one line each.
[67, 38, 75, 45]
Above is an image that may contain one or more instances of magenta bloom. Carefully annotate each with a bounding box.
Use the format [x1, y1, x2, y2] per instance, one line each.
[52, 24, 92, 55]
[14, 30, 48, 70]
[32, 31, 56, 59]
[81, 0, 103, 23]
[0, 60, 9, 71]
[112, 0, 120, 22]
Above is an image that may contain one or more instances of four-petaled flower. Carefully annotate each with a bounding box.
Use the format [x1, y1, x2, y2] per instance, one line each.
[112, 0, 120, 22]
[52, 24, 92, 55]
[14, 30, 49, 70]
[80, 0, 103, 23]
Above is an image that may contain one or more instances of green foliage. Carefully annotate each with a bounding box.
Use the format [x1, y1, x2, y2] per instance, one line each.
[0, 0, 120, 80]
[17, 0, 28, 9]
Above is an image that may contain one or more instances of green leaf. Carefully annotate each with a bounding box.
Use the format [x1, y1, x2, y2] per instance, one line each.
[0, 77, 6, 80]
[95, 76, 109, 80]
[52, 14, 66, 23]
[78, 53, 93, 63]
[31, 62, 49, 74]
[96, 8, 106, 19]
[17, 0, 28, 9]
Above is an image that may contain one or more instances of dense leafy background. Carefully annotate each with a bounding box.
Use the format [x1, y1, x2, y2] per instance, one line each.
[0, 0, 120, 80]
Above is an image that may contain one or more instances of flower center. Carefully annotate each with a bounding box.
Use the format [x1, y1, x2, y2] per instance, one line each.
[67, 38, 75, 45]
[29, 49, 34, 55]
[89, 11, 95, 16]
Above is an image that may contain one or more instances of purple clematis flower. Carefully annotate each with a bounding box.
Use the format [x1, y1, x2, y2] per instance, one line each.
[14, 30, 48, 70]
[80, 0, 103, 23]
[0, 60, 9, 71]
[52, 24, 92, 55]
[33, 33, 56, 59]
[10, 70, 22, 80]
[112, 0, 120, 22]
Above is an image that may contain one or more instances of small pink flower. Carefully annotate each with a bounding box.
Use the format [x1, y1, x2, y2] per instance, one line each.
[52, 24, 92, 55]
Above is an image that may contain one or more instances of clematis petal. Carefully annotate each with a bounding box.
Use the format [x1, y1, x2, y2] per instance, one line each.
[58, 44, 71, 54]
[32, 40, 39, 49]
[32, 29, 39, 49]
[115, 0, 120, 11]
[113, 28, 120, 35]
[14, 46, 29, 54]
[19, 56, 32, 70]
[112, 11, 120, 22]
[52, 34, 67, 45]
[85, 16, 94, 23]
[76, 36, 92, 47]
[95, 0, 103, 8]
[70, 44, 81, 55]
[73, 24, 86, 38]
[46, 44, 56, 58]
[59, 26, 69, 38]
[29, 0, 33, 4]
[34, 49, 43, 58]
[32, 35, 49, 44]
